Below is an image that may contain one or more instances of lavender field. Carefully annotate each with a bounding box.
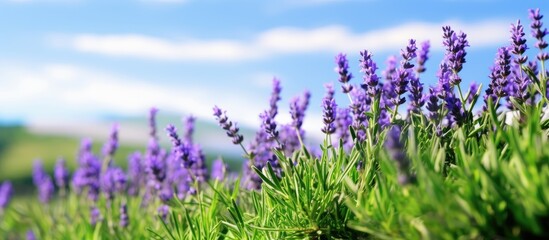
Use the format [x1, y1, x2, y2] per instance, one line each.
[1, 4, 549, 240]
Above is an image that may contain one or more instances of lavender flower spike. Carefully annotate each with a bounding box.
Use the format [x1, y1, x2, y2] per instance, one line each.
[442, 26, 469, 85]
[183, 115, 196, 144]
[510, 20, 528, 65]
[269, 78, 282, 118]
[213, 106, 244, 145]
[359, 50, 380, 98]
[102, 123, 119, 161]
[425, 87, 440, 121]
[321, 96, 337, 135]
[335, 53, 353, 93]
[32, 160, 54, 203]
[166, 124, 194, 168]
[0, 181, 13, 211]
[210, 158, 228, 181]
[384, 126, 413, 185]
[407, 75, 424, 113]
[54, 158, 70, 190]
[149, 107, 159, 139]
[529, 8, 548, 60]
[119, 203, 129, 228]
[416, 41, 430, 73]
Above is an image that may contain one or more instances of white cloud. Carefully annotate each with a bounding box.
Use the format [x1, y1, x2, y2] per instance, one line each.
[0, 62, 325, 145]
[0, 63, 267, 128]
[58, 19, 511, 61]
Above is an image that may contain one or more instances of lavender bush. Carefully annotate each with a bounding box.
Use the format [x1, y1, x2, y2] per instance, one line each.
[0, 8, 549, 240]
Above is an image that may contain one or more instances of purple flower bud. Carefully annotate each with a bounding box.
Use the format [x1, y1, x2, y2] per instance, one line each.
[213, 106, 244, 145]
[416, 41, 430, 73]
[383, 56, 398, 81]
[127, 152, 142, 196]
[442, 26, 469, 86]
[90, 206, 102, 226]
[425, 87, 440, 121]
[210, 158, 227, 181]
[77, 138, 93, 165]
[407, 75, 424, 113]
[269, 78, 282, 118]
[491, 47, 512, 98]
[529, 8, 548, 56]
[445, 93, 465, 127]
[335, 107, 352, 148]
[324, 83, 335, 99]
[467, 82, 479, 104]
[158, 204, 169, 222]
[384, 126, 412, 185]
[149, 107, 159, 139]
[54, 158, 70, 190]
[400, 39, 418, 69]
[119, 203, 129, 228]
[260, 111, 278, 140]
[101, 167, 126, 200]
[321, 97, 337, 135]
[72, 152, 101, 201]
[359, 50, 381, 99]
[289, 97, 304, 130]
[335, 53, 353, 93]
[166, 124, 194, 168]
[32, 160, 54, 204]
[510, 20, 529, 64]
[102, 123, 119, 160]
[350, 89, 369, 141]
[0, 181, 13, 211]
[26, 230, 36, 240]
[183, 115, 196, 144]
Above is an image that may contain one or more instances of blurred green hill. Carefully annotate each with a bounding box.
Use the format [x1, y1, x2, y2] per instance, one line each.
[0, 125, 243, 194]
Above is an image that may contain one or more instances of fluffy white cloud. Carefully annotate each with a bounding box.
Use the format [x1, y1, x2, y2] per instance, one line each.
[59, 19, 510, 61]
[0, 62, 325, 144]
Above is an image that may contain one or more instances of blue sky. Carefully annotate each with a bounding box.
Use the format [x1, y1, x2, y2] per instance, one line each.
[0, 0, 545, 138]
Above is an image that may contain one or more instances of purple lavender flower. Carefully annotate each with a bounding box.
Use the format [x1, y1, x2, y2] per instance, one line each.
[269, 78, 282, 118]
[210, 158, 227, 181]
[324, 83, 335, 99]
[529, 8, 549, 60]
[400, 39, 418, 69]
[445, 93, 465, 127]
[351, 88, 369, 141]
[289, 97, 304, 130]
[120, 203, 129, 228]
[90, 206, 102, 226]
[510, 20, 528, 65]
[335, 107, 352, 148]
[0, 181, 13, 211]
[493, 47, 512, 97]
[191, 146, 208, 183]
[383, 56, 398, 81]
[102, 123, 119, 160]
[54, 158, 70, 191]
[145, 147, 167, 184]
[321, 88, 337, 134]
[78, 138, 93, 165]
[335, 53, 353, 93]
[510, 63, 531, 104]
[467, 82, 479, 104]
[166, 124, 194, 168]
[213, 106, 244, 145]
[26, 230, 36, 240]
[101, 167, 126, 200]
[183, 115, 196, 144]
[149, 107, 159, 139]
[32, 160, 54, 203]
[425, 87, 440, 121]
[384, 126, 412, 185]
[72, 152, 101, 201]
[260, 111, 278, 140]
[127, 152, 142, 196]
[390, 40, 418, 109]
[159, 184, 174, 203]
[416, 41, 430, 73]
[359, 50, 380, 98]
[442, 26, 469, 85]
[158, 204, 169, 222]
[407, 75, 424, 113]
